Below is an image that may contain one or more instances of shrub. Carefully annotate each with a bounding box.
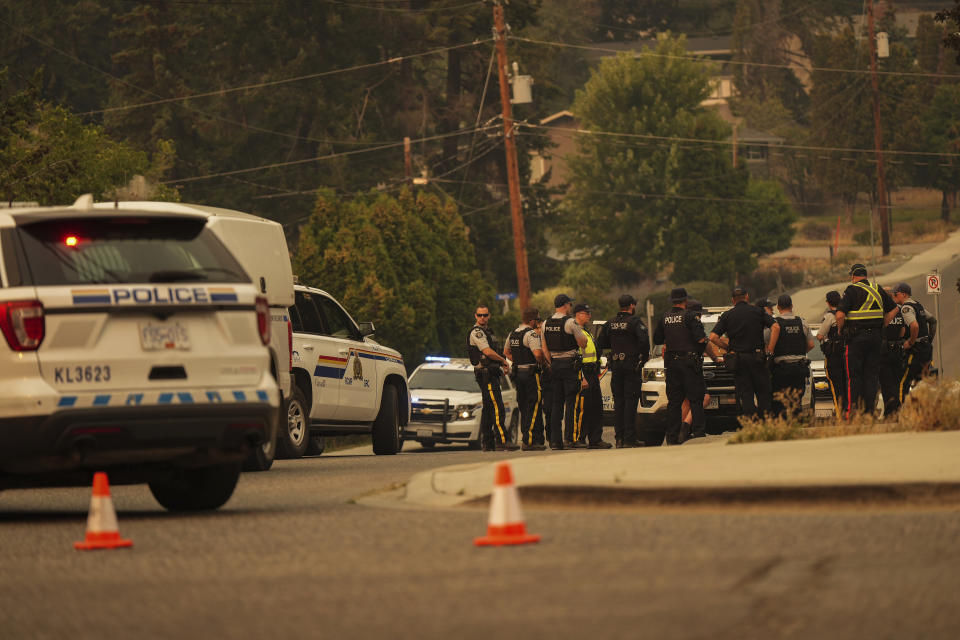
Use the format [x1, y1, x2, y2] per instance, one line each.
[853, 229, 874, 246]
[801, 221, 832, 241]
[897, 379, 960, 432]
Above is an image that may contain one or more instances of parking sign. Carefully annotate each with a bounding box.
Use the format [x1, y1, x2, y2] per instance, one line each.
[926, 273, 941, 295]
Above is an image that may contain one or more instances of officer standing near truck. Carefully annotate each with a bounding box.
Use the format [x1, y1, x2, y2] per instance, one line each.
[892, 282, 934, 405]
[877, 288, 906, 417]
[765, 294, 814, 416]
[572, 304, 613, 449]
[816, 290, 847, 418]
[597, 294, 649, 448]
[504, 308, 547, 451]
[834, 264, 899, 418]
[709, 286, 775, 420]
[541, 294, 587, 449]
[653, 288, 707, 445]
[467, 305, 519, 451]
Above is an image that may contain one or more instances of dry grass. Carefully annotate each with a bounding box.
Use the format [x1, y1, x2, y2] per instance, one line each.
[729, 378, 960, 444]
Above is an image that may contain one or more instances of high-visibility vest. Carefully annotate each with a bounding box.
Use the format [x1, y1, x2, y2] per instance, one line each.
[579, 327, 598, 364]
[847, 281, 884, 321]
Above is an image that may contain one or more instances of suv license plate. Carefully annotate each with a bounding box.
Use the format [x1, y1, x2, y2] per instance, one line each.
[417, 428, 433, 438]
[706, 396, 719, 410]
[140, 322, 191, 351]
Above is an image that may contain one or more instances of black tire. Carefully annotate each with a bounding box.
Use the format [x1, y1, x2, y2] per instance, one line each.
[242, 403, 280, 471]
[306, 435, 326, 456]
[278, 386, 310, 459]
[419, 440, 436, 449]
[148, 463, 240, 512]
[372, 384, 401, 455]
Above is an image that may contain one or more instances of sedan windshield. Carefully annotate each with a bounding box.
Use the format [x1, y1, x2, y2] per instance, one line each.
[409, 369, 477, 393]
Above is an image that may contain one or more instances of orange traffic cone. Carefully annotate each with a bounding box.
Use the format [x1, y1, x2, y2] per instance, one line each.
[474, 462, 540, 546]
[74, 472, 133, 551]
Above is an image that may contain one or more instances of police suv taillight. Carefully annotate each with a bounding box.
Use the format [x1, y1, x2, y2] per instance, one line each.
[0, 300, 45, 351]
[255, 296, 270, 346]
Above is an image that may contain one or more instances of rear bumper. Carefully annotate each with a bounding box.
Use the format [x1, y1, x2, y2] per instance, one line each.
[0, 403, 276, 477]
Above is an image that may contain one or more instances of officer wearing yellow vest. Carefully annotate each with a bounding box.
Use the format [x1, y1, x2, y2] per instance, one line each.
[834, 264, 899, 418]
[571, 304, 613, 449]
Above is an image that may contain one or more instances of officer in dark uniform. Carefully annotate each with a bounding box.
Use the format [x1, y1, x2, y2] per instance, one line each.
[816, 291, 847, 418]
[766, 294, 814, 417]
[503, 307, 547, 451]
[597, 294, 649, 448]
[892, 282, 934, 405]
[653, 288, 707, 445]
[467, 305, 519, 451]
[542, 294, 587, 449]
[835, 264, 899, 418]
[709, 286, 775, 420]
[877, 288, 906, 417]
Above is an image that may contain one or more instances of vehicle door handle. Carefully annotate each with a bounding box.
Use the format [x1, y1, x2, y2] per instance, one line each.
[302, 345, 314, 351]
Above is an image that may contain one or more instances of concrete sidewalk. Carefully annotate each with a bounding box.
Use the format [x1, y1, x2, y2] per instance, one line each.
[384, 431, 960, 508]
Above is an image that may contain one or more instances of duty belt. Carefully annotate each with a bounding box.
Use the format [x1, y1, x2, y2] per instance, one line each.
[667, 351, 700, 358]
[551, 353, 577, 360]
[515, 363, 539, 370]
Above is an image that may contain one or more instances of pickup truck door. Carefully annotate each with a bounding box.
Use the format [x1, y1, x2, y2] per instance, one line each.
[313, 294, 379, 422]
[291, 290, 340, 420]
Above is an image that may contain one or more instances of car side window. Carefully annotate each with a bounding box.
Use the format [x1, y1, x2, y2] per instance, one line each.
[294, 292, 326, 335]
[315, 295, 359, 340]
[288, 304, 303, 332]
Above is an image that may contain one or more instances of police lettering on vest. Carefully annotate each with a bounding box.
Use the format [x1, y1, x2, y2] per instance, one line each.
[508, 327, 536, 366]
[884, 310, 905, 341]
[543, 316, 577, 352]
[662, 310, 697, 353]
[607, 313, 641, 365]
[773, 317, 806, 357]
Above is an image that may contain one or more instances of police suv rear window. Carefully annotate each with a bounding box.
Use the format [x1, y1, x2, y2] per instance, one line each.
[17, 217, 248, 286]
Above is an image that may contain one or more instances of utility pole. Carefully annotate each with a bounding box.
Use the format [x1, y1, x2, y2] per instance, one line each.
[867, 0, 891, 256]
[492, 0, 532, 310]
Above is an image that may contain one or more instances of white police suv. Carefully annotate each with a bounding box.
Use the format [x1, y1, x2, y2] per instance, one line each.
[404, 357, 518, 449]
[0, 196, 279, 510]
[286, 284, 410, 456]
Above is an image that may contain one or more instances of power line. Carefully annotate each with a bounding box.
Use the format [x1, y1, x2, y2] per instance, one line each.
[82, 39, 491, 116]
[164, 125, 498, 184]
[511, 35, 960, 80]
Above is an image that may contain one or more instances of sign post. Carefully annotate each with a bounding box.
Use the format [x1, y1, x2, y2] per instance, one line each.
[496, 292, 517, 314]
[926, 270, 942, 373]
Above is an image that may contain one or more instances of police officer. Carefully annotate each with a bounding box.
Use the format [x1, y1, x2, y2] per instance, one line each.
[467, 305, 519, 451]
[835, 264, 899, 418]
[816, 290, 847, 418]
[709, 286, 775, 420]
[877, 287, 906, 417]
[597, 294, 649, 448]
[572, 304, 612, 449]
[892, 282, 934, 404]
[653, 288, 707, 445]
[503, 308, 547, 451]
[756, 298, 774, 350]
[766, 294, 814, 417]
[542, 294, 588, 449]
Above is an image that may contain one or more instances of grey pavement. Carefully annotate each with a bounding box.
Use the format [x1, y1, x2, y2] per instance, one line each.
[386, 431, 960, 509]
[769, 242, 937, 260]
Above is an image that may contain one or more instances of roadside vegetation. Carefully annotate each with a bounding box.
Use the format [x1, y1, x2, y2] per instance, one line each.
[729, 378, 960, 444]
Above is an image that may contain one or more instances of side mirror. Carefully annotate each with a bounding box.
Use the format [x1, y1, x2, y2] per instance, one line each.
[359, 322, 375, 337]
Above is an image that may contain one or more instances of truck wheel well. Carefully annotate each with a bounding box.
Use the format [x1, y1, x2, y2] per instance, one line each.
[291, 368, 313, 414]
[384, 373, 409, 426]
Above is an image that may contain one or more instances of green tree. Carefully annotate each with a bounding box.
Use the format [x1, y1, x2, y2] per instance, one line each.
[561, 36, 793, 283]
[913, 84, 960, 222]
[935, 1, 960, 64]
[292, 188, 491, 366]
[0, 69, 176, 205]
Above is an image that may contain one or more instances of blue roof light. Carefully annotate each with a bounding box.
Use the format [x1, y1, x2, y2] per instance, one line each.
[425, 356, 451, 363]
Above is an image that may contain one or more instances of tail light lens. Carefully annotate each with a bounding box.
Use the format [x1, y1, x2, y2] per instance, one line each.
[0, 300, 45, 351]
[287, 319, 293, 371]
[255, 296, 270, 346]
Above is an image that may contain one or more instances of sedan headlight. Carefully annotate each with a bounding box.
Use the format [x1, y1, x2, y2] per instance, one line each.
[642, 368, 666, 383]
[454, 404, 481, 420]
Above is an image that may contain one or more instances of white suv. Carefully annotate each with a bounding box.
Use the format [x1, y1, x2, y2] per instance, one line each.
[284, 284, 410, 456]
[0, 196, 280, 510]
[404, 357, 519, 448]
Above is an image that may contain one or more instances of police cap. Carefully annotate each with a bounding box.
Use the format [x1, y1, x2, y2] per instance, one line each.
[777, 293, 793, 308]
[618, 294, 636, 308]
[669, 287, 688, 303]
[573, 303, 592, 314]
[849, 263, 868, 277]
[893, 282, 911, 295]
[554, 293, 573, 307]
[732, 286, 748, 297]
[755, 298, 773, 310]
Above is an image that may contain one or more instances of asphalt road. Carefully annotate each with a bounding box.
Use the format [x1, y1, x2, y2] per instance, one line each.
[2, 441, 959, 639]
